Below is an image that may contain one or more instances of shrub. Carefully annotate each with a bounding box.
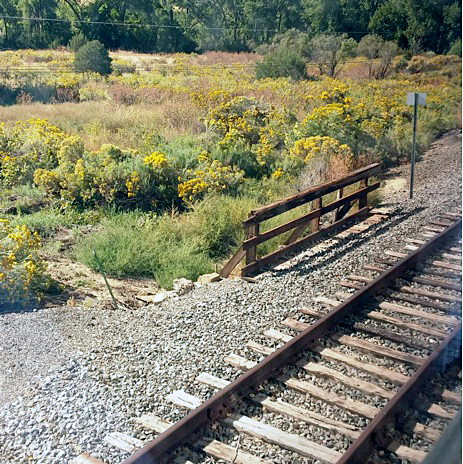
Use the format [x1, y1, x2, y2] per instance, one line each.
[112, 59, 137, 75]
[291, 135, 353, 182]
[0, 119, 67, 187]
[205, 96, 287, 175]
[178, 151, 245, 202]
[0, 219, 49, 305]
[68, 32, 88, 52]
[448, 39, 462, 57]
[74, 195, 256, 288]
[74, 41, 112, 76]
[34, 145, 181, 211]
[256, 49, 307, 81]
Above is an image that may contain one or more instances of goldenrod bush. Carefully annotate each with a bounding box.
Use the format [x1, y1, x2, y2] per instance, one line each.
[178, 151, 245, 202]
[0, 119, 67, 187]
[0, 219, 49, 304]
[34, 144, 180, 211]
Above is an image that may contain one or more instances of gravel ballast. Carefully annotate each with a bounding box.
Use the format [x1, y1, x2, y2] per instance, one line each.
[0, 131, 461, 464]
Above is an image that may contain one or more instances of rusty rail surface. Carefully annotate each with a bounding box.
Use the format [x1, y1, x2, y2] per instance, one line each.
[123, 218, 462, 464]
[220, 163, 381, 278]
[337, 323, 462, 464]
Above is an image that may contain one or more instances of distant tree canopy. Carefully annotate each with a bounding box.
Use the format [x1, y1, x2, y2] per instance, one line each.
[0, 0, 460, 54]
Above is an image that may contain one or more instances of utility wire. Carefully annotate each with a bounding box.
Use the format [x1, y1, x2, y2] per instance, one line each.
[0, 15, 386, 35]
[1, 15, 278, 32]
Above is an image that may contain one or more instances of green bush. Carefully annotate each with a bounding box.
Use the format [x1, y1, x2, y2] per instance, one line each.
[256, 49, 307, 81]
[68, 32, 88, 52]
[74, 41, 112, 76]
[74, 195, 257, 288]
[448, 39, 462, 57]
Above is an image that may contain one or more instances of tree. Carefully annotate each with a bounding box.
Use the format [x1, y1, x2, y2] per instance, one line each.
[73, 40, 112, 75]
[358, 34, 382, 77]
[310, 34, 357, 77]
[358, 34, 398, 78]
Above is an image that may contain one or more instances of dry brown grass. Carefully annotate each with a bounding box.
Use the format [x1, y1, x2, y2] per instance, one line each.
[0, 100, 203, 149]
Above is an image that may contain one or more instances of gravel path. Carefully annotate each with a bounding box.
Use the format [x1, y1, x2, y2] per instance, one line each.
[0, 131, 461, 464]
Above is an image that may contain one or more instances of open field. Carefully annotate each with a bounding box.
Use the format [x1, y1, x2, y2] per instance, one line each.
[0, 49, 461, 305]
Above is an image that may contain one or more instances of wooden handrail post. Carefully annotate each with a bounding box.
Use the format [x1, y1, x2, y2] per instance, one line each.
[359, 177, 368, 209]
[245, 216, 259, 265]
[310, 197, 322, 233]
[334, 187, 344, 223]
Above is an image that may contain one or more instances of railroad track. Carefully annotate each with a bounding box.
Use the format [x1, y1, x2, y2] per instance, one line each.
[73, 212, 462, 464]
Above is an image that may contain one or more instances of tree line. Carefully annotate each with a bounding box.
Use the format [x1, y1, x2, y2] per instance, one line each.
[0, 0, 461, 54]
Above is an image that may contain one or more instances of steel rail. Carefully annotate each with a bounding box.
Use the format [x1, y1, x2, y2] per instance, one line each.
[123, 218, 462, 464]
[337, 323, 462, 464]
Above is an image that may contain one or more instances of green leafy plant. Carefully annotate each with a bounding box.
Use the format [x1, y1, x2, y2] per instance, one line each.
[74, 41, 112, 76]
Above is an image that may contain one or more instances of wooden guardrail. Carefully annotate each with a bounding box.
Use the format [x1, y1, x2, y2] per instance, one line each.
[221, 163, 381, 277]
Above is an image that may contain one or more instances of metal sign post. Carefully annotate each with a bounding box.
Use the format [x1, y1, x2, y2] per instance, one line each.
[406, 92, 426, 199]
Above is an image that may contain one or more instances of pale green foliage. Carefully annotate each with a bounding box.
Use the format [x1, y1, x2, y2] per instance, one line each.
[311, 34, 357, 77]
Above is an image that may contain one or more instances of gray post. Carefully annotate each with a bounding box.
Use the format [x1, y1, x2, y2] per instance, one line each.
[410, 93, 418, 199]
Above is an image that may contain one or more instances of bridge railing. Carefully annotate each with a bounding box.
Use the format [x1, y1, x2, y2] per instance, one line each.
[220, 163, 381, 277]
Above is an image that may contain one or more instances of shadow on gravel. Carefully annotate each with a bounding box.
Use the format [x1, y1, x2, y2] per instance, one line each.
[268, 206, 425, 279]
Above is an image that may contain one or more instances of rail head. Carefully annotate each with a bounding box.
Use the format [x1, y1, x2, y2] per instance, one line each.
[123, 218, 461, 464]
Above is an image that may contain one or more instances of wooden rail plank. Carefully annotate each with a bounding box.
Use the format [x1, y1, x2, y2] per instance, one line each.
[104, 433, 144, 453]
[364, 262, 462, 281]
[400, 286, 462, 303]
[196, 372, 361, 439]
[70, 454, 106, 464]
[348, 273, 462, 292]
[384, 251, 462, 271]
[136, 413, 270, 464]
[263, 328, 411, 385]
[220, 245, 245, 278]
[387, 443, 426, 463]
[442, 253, 462, 262]
[336, 335, 425, 367]
[378, 301, 460, 327]
[366, 311, 446, 337]
[406, 243, 461, 254]
[335, 290, 457, 314]
[167, 390, 342, 463]
[244, 163, 380, 225]
[245, 220, 259, 265]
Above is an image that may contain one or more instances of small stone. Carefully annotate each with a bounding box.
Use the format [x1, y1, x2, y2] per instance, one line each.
[197, 273, 221, 284]
[150, 293, 167, 304]
[172, 278, 195, 296]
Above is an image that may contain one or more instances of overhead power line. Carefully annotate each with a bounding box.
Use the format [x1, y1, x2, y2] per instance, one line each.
[1, 15, 279, 33]
[0, 15, 384, 35]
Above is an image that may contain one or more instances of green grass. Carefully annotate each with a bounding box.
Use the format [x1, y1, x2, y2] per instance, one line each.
[4, 207, 105, 237]
[73, 195, 258, 288]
